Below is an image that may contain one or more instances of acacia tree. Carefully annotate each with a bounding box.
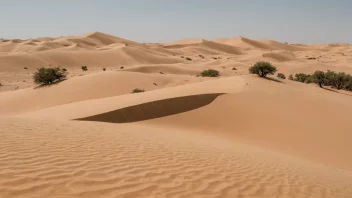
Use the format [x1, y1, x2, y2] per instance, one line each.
[249, 61, 277, 77]
[325, 70, 348, 90]
[33, 67, 67, 85]
[312, 70, 326, 88]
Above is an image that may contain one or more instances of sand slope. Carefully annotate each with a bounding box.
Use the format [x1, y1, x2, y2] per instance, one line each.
[1, 32, 352, 198]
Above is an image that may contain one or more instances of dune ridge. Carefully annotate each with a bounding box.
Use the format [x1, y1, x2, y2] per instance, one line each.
[1, 32, 352, 198]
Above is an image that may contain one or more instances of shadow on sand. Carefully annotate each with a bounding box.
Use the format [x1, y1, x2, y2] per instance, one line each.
[75, 93, 225, 123]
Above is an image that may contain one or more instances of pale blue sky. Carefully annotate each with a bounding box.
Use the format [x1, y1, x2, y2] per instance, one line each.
[0, 0, 351, 44]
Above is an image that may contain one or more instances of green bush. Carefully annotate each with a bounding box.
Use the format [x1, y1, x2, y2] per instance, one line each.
[249, 61, 277, 77]
[200, 69, 220, 77]
[292, 70, 352, 92]
[33, 67, 67, 85]
[288, 74, 294, 80]
[325, 70, 349, 90]
[344, 75, 352, 91]
[81, 66, 88, 71]
[294, 73, 312, 83]
[131, 88, 145, 93]
[277, 73, 286, 79]
[311, 70, 326, 88]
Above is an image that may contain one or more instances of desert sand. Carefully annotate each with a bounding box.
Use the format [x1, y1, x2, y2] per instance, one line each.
[0, 32, 352, 198]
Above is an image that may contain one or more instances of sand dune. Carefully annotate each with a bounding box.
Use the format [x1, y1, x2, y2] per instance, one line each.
[0, 71, 198, 116]
[1, 117, 351, 198]
[262, 51, 296, 62]
[123, 64, 201, 75]
[1, 32, 352, 197]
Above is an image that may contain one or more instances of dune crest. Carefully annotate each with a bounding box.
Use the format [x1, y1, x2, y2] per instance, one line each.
[1, 32, 352, 197]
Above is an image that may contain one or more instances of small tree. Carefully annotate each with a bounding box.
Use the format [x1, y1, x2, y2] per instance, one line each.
[344, 75, 352, 91]
[33, 67, 67, 85]
[311, 70, 326, 88]
[277, 73, 286, 79]
[81, 66, 88, 71]
[200, 69, 220, 77]
[294, 73, 312, 83]
[288, 74, 294, 80]
[132, 88, 145, 93]
[325, 70, 349, 90]
[249, 61, 277, 77]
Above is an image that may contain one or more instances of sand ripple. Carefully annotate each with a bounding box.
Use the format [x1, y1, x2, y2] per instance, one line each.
[0, 118, 351, 198]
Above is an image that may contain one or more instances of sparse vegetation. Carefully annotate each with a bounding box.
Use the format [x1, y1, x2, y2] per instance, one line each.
[307, 57, 317, 60]
[131, 88, 145, 93]
[212, 57, 218, 60]
[24, 67, 28, 69]
[103, 68, 106, 71]
[232, 67, 237, 70]
[292, 70, 352, 92]
[62, 68, 67, 72]
[120, 67, 124, 69]
[200, 69, 220, 77]
[311, 71, 325, 88]
[199, 55, 204, 59]
[33, 67, 67, 85]
[288, 74, 294, 80]
[277, 73, 286, 79]
[81, 66, 88, 71]
[325, 70, 349, 90]
[249, 61, 277, 78]
[181, 56, 184, 58]
[294, 73, 312, 83]
[185, 57, 192, 61]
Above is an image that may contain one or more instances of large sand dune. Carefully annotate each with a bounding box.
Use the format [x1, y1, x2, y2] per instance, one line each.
[1, 32, 352, 198]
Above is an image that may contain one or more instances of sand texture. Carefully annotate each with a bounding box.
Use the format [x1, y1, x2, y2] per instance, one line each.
[1, 32, 352, 198]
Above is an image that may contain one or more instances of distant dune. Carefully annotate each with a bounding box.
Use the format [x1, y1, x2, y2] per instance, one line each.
[1, 32, 352, 198]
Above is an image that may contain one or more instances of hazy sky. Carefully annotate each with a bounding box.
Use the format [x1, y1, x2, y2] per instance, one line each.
[1, 0, 351, 43]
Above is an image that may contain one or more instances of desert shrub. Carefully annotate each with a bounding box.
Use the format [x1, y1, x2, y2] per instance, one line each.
[249, 61, 277, 77]
[62, 68, 67, 72]
[294, 73, 312, 83]
[185, 57, 192, 61]
[311, 70, 326, 88]
[33, 67, 67, 85]
[325, 70, 349, 90]
[232, 67, 237, 70]
[277, 73, 286, 79]
[200, 69, 220, 77]
[307, 57, 316, 60]
[343, 75, 352, 91]
[199, 55, 204, 58]
[131, 88, 145, 93]
[288, 74, 294, 80]
[24, 67, 28, 69]
[181, 56, 184, 58]
[212, 57, 217, 60]
[103, 68, 106, 71]
[81, 66, 88, 71]
[120, 66, 124, 69]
